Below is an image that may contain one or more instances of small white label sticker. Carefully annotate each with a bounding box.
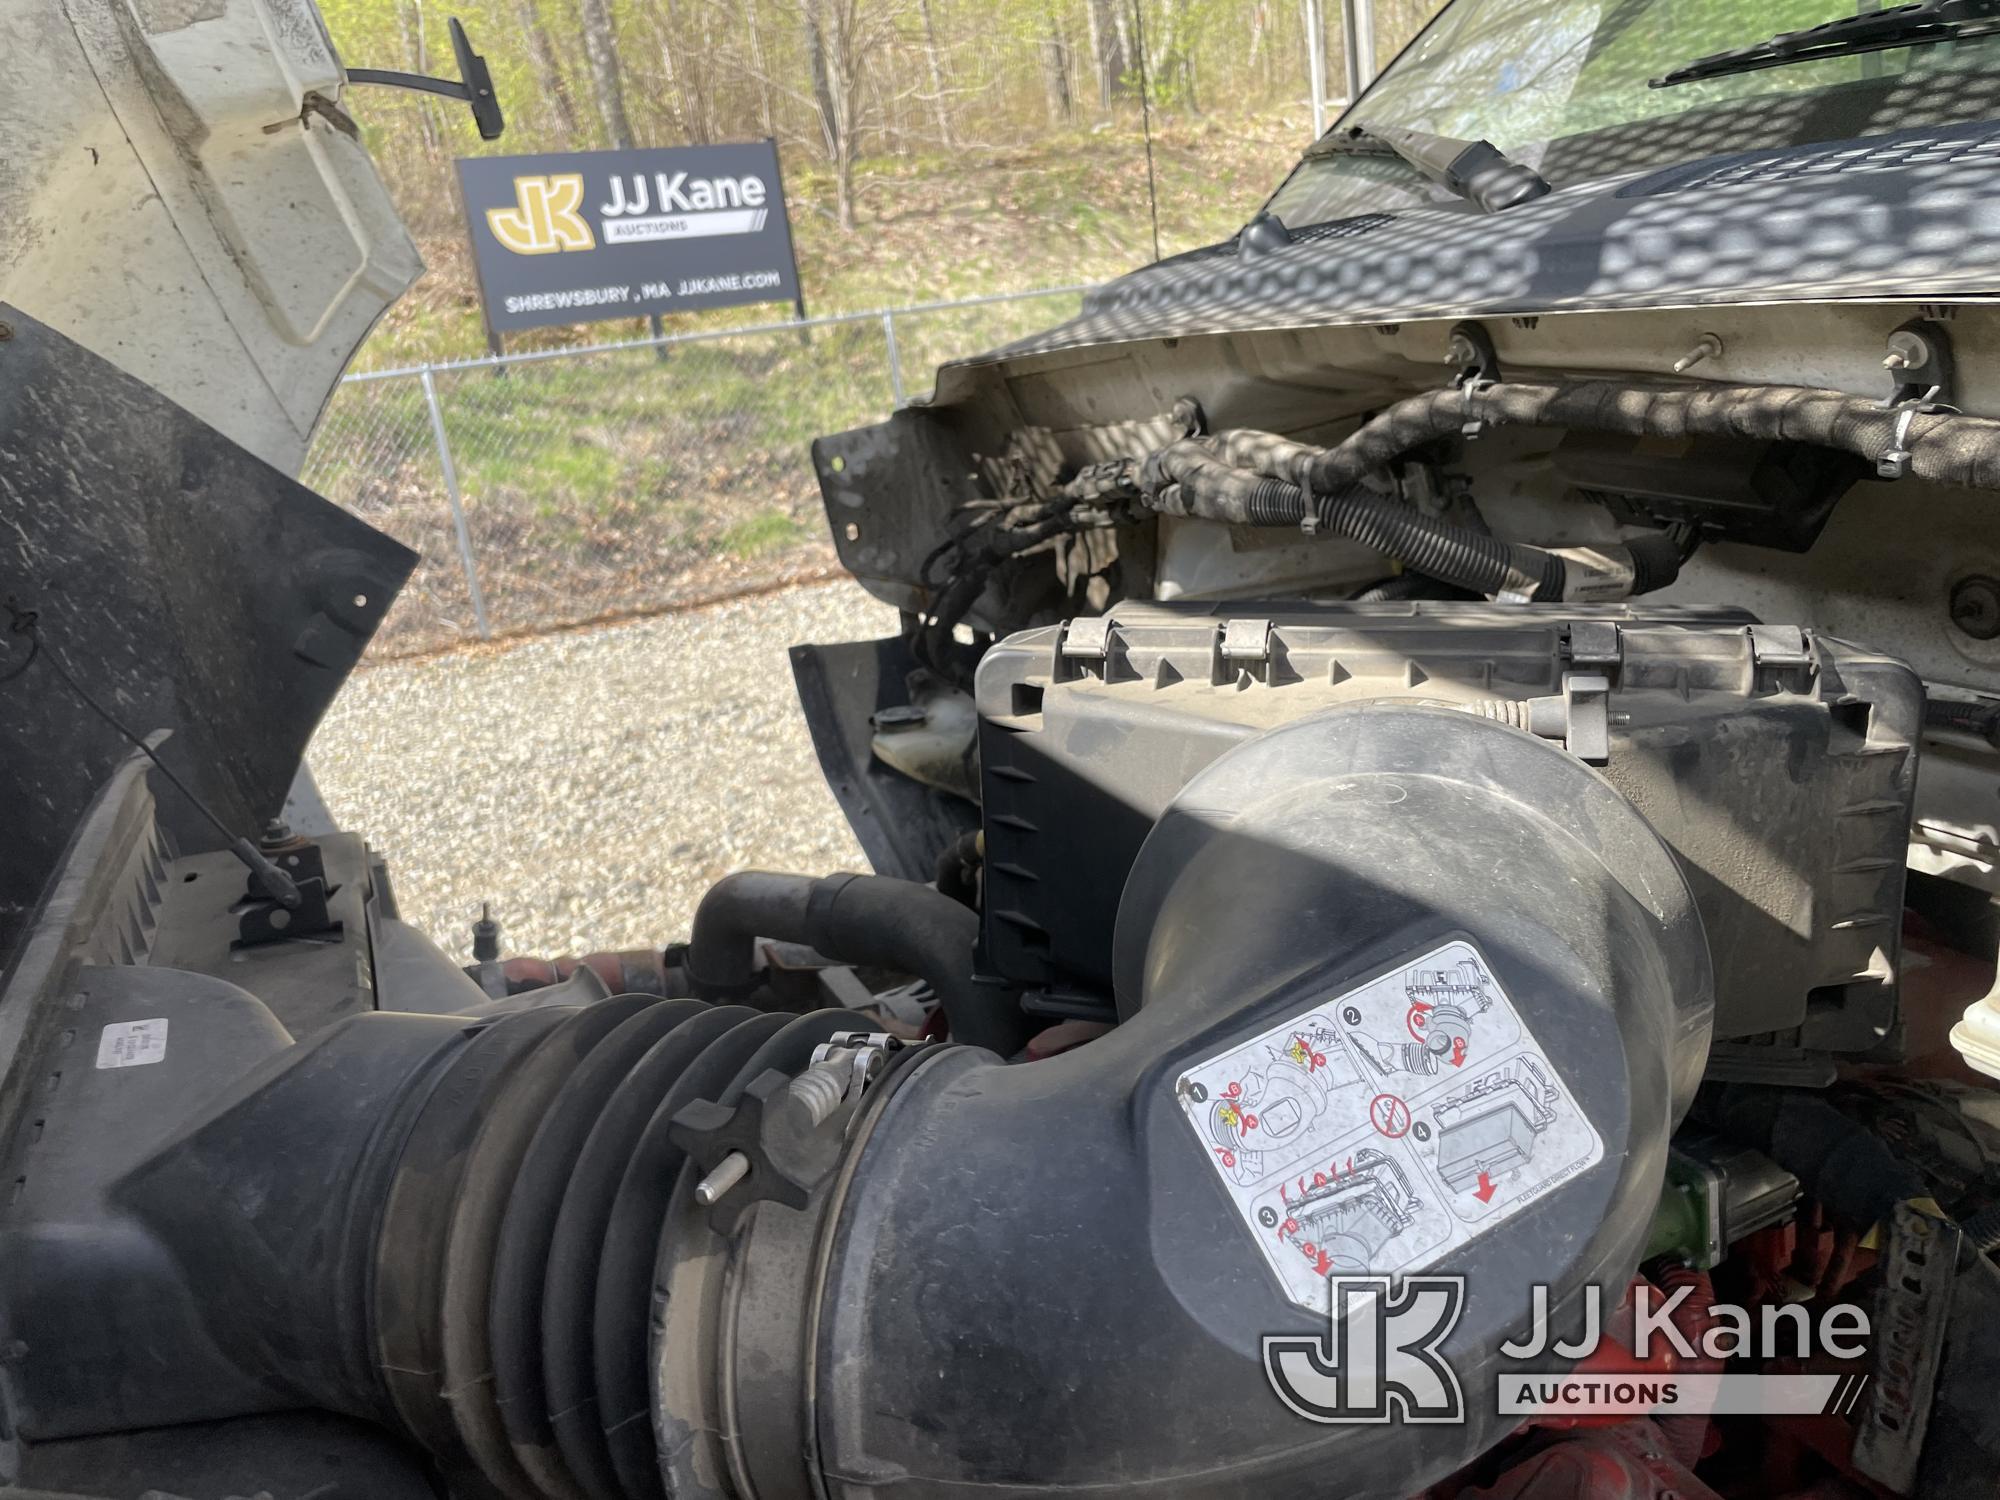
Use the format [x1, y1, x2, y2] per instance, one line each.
[95, 1018, 169, 1069]
[1175, 941, 1602, 1314]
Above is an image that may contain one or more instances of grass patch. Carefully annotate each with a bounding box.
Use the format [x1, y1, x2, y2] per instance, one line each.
[719, 509, 810, 558]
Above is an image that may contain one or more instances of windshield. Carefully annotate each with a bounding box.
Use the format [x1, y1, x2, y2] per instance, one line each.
[1267, 0, 2000, 226]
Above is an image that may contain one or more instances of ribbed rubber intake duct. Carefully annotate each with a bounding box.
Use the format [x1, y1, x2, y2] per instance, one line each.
[105, 996, 880, 1500]
[18, 709, 1713, 1500]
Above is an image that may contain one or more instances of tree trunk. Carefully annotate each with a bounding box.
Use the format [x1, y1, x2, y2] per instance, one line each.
[917, 0, 955, 148]
[802, 0, 854, 228]
[743, 0, 776, 138]
[656, 0, 710, 143]
[1087, 0, 1127, 106]
[578, 0, 636, 148]
[1041, 12, 1072, 123]
[1109, 0, 1135, 101]
[395, 0, 442, 154]
[513, 0, 582, 142]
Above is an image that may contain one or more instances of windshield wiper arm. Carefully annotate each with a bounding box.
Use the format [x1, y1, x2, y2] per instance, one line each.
[1306, 122, 1552, 212]
[1651, 0, 2000, 88]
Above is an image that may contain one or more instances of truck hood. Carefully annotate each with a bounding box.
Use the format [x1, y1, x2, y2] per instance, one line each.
[943, 115, 2000, 393]
[0, 0, 420, 475]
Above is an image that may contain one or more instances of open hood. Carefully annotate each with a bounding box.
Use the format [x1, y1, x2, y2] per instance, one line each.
[0, 0, 421, 474]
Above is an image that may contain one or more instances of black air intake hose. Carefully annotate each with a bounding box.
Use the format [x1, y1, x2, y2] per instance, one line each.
[4, 709, 1717, 1500]
[685, 870, 1027, 1054]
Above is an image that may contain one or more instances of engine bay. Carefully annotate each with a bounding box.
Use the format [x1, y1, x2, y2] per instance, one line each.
[12, 26, 2000, 1498]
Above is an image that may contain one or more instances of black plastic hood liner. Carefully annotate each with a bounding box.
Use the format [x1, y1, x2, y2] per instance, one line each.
[0, 304, 415, 962]
[950, 115, 2000, 379]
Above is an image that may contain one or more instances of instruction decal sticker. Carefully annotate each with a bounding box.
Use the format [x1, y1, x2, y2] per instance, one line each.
[1174, 941, 1602, 1313]
[95, 1017, 169, 1069]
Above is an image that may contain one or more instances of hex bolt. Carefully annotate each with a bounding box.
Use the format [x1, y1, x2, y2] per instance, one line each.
[1949, 576, 2000, 641]
[1444, 331, 1478, 367]
[1884, 329, 1932, 374]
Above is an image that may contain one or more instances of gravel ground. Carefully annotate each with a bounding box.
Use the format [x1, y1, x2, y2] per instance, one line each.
[308, 579, 900, 964]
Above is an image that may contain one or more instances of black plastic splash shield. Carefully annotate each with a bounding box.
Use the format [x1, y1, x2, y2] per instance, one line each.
[0, 304, 416, 961]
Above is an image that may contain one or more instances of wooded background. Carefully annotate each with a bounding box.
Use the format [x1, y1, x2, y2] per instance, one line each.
[330, 0, 1441, 226]
[323, 0, 1444, 364]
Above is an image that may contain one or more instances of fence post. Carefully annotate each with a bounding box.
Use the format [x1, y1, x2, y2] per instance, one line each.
[882, 309, 907, 408]
[1340, 0, 1376, 105]
[418, 366, 493, 640]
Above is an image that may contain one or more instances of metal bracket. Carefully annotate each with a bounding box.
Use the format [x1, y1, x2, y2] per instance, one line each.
[1875, 319, 1956, 479]
[1446, 321, 1502, 440]
[235, 839, 341, 947]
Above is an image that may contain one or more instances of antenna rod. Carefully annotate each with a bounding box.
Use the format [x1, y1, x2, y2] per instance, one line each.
[3, 599, 302, 908]
[1131, 0, 1162, 264]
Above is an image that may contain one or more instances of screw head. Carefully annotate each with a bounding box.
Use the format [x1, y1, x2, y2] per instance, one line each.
[0, 321, 13, 341]
[1950, 575, 2000, 640]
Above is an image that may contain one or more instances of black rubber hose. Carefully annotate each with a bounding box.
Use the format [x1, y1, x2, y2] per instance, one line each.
[685, 871, 1029, 1055]
[933, 829, 982, 910]
[1139, 440, 1564, 600]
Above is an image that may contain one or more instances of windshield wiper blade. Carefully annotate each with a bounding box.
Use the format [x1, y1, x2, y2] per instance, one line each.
[1306, 122, 1553, 212]
[1652, 0, 2000, 88]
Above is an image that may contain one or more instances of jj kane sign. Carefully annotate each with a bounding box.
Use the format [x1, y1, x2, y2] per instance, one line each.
[455, 141, 804, 332]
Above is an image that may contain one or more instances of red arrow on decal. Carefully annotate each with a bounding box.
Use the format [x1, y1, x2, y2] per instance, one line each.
[1473, 1171, 1497, 1204]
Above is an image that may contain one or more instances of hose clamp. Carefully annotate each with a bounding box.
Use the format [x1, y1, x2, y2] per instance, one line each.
[1876, 399, 1929, 481]
[674, 1030, 922, 1229]
[1458, 377, 1495, 441]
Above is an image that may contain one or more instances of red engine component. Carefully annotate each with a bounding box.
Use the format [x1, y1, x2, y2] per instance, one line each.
[1459, 1424, 1723, 1500]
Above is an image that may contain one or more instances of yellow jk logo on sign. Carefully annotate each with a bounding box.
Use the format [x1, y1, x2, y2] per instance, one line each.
[486, 175, 595, 255]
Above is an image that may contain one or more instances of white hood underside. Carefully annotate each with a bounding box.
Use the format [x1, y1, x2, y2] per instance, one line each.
[1, 0, 421, 474]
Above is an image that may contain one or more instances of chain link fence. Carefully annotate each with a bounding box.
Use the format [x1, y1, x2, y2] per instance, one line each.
[304, 286, 1084, 657]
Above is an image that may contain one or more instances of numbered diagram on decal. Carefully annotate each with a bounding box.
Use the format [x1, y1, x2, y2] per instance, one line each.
[1416, 1054, 1603, 1224]
[1181, 1020, 1363, 1184]
[1343, 955, 1514, 1079]
[1251, 1142, 1458, 1309]
[1174, 941, 1603, 1313]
